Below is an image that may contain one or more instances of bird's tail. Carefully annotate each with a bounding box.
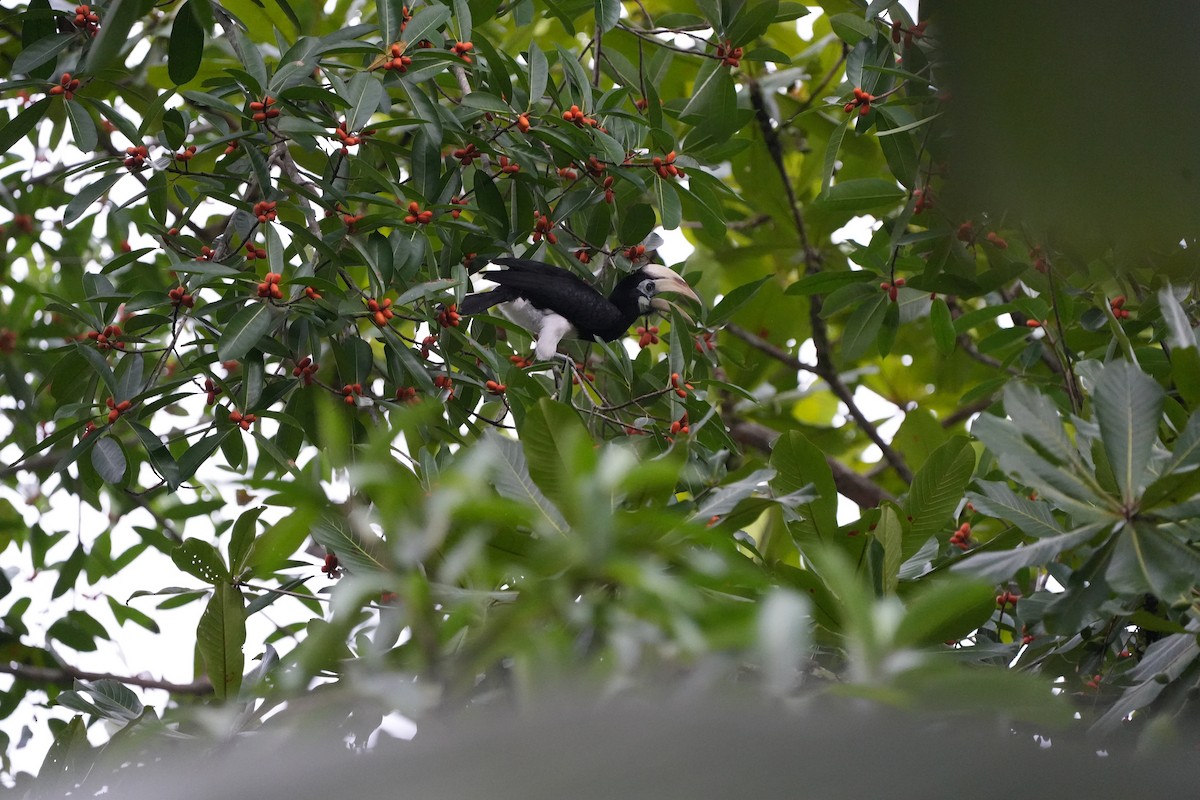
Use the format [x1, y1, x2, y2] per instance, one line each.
[459, 286, 514, 315]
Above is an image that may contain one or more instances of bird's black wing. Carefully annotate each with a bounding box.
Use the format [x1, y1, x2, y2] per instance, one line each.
[484, 258, 625, 337]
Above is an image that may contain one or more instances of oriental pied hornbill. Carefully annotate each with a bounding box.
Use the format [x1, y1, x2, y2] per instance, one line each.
[458, 257, 700, 360]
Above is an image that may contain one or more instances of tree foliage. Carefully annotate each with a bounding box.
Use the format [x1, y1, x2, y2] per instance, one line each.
[2, 0, 1200, 786]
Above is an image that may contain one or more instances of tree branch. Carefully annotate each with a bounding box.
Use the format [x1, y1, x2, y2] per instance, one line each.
[0, 662, 213, 695]
[727, 420, 893, 508]
[747, 80, 913, 484]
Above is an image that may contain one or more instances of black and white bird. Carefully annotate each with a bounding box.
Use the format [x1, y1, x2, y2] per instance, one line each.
[458, 257, 700, 360]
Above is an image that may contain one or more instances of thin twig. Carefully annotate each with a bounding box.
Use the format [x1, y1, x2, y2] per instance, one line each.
[724, 324, 818, 374]
[0, 662, 213, 695]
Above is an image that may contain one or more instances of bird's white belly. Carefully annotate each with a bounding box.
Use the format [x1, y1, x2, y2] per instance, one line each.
[502, 299, 578, 360]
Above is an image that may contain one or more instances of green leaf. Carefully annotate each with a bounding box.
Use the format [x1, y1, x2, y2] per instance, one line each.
[876, 503, 903, 593]
[618, 202, 657, 245]
[528, 41, 548, 103]
[344, 71, 384, 133]
[64, 173, 122, 225]
[829, 12, 875, 45]
[128, 421, 182, 491]
[13, 34, 76, 75]
[903, 436, 975, 560]
[196, 583, 245, 700]
[377, 0, 400, 41]
[519, 399, 589, 513]
[401, 3, 451, 49]
[65, 99, 98, 153]
[815, 179, 906, 213]
[168, 0, 204, 85]
[930, 296, 956, 353]
[1093, 360, 1164, 505]
[1107, 522, 1200, 600]
[310, 511, 389, 574]
[771, 431, 838, 550]
[0, 97, 51, 154]
[967, 480, 1063, 539]
[85, 0, 142, 73]
[1158, 285, 1196, 349]
[91, 437, 127, 484]
[952, 524, 1105, 582]
[708, 276, 771, 327]
[171, 538, 230, 584]
[217, 303, 275, 363]
[595, 0, 620, 33]
[483, 433, 569, 535]
[893, 578, 997, 648]
[840, 292, 888, 362]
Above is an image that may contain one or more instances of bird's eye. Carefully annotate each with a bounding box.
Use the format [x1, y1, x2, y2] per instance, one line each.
[639, 279, 656, 295]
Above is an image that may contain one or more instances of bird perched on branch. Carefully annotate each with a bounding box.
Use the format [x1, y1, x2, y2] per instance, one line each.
[458, 257, 700, 360]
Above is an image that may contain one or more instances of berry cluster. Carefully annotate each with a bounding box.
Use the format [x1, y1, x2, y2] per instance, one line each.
[49, 72, 81, 100]
[485, 379, 506, 394]
[509, 355, 534, 368]
[651, 151, 682, 180]
[437, 303, 461, 328]
[333, 121, 374, 154]
[497, 155, 519, 174]
[879, 277, 905, 302]
[203, 378, 222, 405]
[72, 4, 100, 36]
[636, 324, 659, 348]
[342, 383, 363, 404]
[168, 286, 194, 308]
[105, 397, 132, 424]
[420, 335, 437, 358]
[292, 356, 318, 385]
[1029, 246, 1050, 273]
[1110, 295, 1131, 319]
[890, 19, 927, 46]
[843, 87, 875, 116]
[123, 145, 149, 171]
[404, 201, 433, 224]
[515, 113, 531, 132]
[395, 386, 418, 403]
[453, 143, 480, 165]
[229, 409, 257, 430]
[451, 41, 474, 62]
[949, 522, 971, 550]
[985, 231, 1007, 249]
[249, 96, 280, 123]
[253, 200, 277, 223]
[367, 297, 394, 326]
[669, 373, 694, 399]
[244, 241, 268, 260]
[86, 324, 124, 350]
[669, 412, 690, 435]
[624, 244, 646, 260]
[715, 40, 743, 67]
[449, 196, 467, 219]
[321, 552, 340, 578]
[557, 166, 578, 181]
[695, 331, 717, 352]
[574, 248, 591, 263]
[174, 145, 198, 162]
[384, 42, 412, 72]
[995, 590, 1020, 608]
[562, 104, 598, 127]
[304, 286, 322, 300]
[433, 374, 454, 399]
[257, 272, 283, 299]
[532, 212, 557, 244]
[912, 187, 933, 214]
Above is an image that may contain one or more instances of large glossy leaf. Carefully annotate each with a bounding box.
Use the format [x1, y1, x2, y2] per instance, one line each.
[903, 436, 975, 559]
[168, 0, 205, 85]
[1093, 360, 1164, 505]
[217, 303, 275, 362]
[518, 399, 590, 514]
[771, 431, 837, 549]
[196, 583, 246, 700]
